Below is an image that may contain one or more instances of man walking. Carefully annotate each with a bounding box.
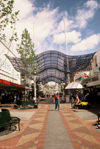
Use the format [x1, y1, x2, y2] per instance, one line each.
[54, 92, 60, 110]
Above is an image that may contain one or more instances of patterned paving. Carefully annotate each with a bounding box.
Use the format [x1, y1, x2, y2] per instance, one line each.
[0, 104, 49, 149]
[0, 104, 100, 149]
[60, 104, 100, 149]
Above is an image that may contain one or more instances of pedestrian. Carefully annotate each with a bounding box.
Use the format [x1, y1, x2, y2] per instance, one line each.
[54, 92, 60, 110]
[75, 94, 80, 104]
[75, 90, 80, 104]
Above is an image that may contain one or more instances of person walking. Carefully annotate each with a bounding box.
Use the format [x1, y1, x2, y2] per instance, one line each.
[54, 92, 60, 110]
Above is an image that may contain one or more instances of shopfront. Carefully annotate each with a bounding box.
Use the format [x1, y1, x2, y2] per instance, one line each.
[0, 54, 25, 103]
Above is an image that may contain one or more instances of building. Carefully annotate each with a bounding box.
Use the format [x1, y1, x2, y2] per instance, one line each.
[0, 42, 25, 104]
[74, 49, 100, 88]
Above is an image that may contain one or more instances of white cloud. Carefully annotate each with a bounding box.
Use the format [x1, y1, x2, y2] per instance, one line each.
[75, 9, 94, 28]
[14, 0, 36, 41]
[14, 0, 34, 19]
[33, 8, 57, 42]
[31, 8, 58, 54]
[75, 0, 100, 28]
[71, 34, 100, 52]
[11, 0, 58, 55]
[1, 0, 100, 56]
[56, 18, 73, 33]
[85, 0, 99, 9]
[53, 30, 81, 44]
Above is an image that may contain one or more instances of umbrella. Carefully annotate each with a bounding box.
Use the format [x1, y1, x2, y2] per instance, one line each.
[65, 82, 83, 89]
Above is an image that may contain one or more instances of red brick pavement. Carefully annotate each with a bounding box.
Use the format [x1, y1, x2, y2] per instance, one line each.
[0, 104, 100, 149]
[0, 104, 49, 149]
[60, 104, 100, 149]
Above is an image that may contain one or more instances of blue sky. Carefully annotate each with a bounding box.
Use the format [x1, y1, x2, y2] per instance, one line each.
[10, 0, 100, 56]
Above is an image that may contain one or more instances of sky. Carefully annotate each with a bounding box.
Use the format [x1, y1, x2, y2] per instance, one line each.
[5, 0, 100, 56]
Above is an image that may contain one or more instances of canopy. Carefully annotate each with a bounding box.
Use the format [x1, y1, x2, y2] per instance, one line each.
[7, 50, 95, 84]
[65, 82, 83, 89]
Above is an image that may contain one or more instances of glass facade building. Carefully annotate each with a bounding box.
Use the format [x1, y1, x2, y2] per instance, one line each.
[8, 50, 95, 84]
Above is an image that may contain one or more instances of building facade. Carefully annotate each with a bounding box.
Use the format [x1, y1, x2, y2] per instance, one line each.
[0, 42, 24, 91]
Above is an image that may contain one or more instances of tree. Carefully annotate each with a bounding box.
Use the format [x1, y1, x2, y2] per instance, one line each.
[0, 0, 19, 45]
[17, 28, 39, 88]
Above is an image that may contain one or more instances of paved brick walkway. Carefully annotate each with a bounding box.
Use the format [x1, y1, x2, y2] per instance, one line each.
[60, 104, 100, 149]
[0, 104, 49, 149]
[0, 104, 100, 149]
[44, 104, 73, 149]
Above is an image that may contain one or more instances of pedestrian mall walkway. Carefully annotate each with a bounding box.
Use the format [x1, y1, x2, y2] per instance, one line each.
[0, 104, 100, 149]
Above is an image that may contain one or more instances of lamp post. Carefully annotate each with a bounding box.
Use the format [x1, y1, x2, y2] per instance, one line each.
[33, 74, 37, 102]
[63, 18, 70, 103]
[63, 19, 70, 84]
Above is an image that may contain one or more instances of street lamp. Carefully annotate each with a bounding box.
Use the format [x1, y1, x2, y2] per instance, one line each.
[63, 19, 70, 84]
[33, 73, 37, 103]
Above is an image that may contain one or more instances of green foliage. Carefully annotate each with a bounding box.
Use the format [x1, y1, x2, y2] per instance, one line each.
[17, 28, 39, 80]
[0, 0, 19, 42]
[17, 29, 34, 59]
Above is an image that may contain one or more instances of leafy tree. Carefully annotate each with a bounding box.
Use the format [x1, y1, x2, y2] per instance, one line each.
[17, 28, 39, 87]
[0, 0, 19, 44]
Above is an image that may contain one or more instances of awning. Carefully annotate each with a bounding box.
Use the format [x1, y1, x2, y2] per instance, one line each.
[87, 80, 100, 87]
[0, 79, 25, 89]
[65, 82, 83, 89]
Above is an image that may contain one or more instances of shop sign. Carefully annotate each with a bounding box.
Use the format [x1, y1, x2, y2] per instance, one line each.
[0, 57, 11, 72]
[93, 67, 100, 74]
[0, 55, 21, 84]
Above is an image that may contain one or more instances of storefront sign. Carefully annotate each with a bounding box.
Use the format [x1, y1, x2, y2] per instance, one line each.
[93, 67, 100, 74]
[0, 55, 21, 84]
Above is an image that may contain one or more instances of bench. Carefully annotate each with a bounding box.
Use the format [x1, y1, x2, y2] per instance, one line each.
[16, 100, 38, 109]
[0, 109, 20, 131]
[78, 101, 89, 108]
[71, 100, 89, 109]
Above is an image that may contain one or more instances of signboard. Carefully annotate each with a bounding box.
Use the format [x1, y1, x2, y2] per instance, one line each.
[0, 55, 21, 84]
[75, 71, 89, 80]
[93, 67, 100, 74]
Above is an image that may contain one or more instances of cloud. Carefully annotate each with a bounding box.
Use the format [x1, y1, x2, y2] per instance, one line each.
[32, 8, 57, 42]
[14, 0, 36, 41]
[75, 0, 100, 28]
[14, 0, 34, 19]
[71, 34, 100, 52]
[53, 30, 81, 44]
[1, 0, 100, 56]
[52, 0, 100, 54]
[31, 8, 58, 54]
[56, 18, 73, 33]
[85, 0, 99, 9]
[6, 0, 58, 55]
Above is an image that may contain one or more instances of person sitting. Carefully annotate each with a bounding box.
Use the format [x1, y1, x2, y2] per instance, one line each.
[76, 95, 80, 104]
